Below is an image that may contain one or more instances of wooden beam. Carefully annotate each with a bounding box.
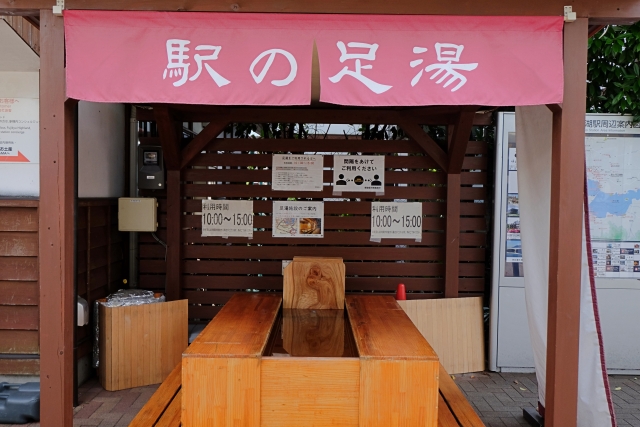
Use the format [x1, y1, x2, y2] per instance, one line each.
[447, 108, 477, 174]
[39, 9, 75, 427]
[398, 121, 449, 172]
[165, 170, 182, 301]
[445, 174, 461, 298]
[180, 118, 229, 169]
[154, 105, 181, 171]
[138, 105, 494, 127]
[545, 19, 588, 427]
[546, 103, 562, 114]
[4, 0, 640, 20]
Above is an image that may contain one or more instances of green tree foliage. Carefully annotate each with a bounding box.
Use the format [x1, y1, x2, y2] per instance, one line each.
[588, 23, 640, 116]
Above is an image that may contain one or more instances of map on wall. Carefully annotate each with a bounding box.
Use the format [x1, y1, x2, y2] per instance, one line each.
[586, 114, 640, 278]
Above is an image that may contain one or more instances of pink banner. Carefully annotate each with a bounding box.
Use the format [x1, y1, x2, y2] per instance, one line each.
[65, 11, 563, 106]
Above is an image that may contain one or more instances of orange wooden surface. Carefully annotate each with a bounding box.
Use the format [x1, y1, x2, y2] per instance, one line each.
[129, 362, 182, 427]
[184, 293, 281, 358]
[182, 357, 260, 427]
[346, 295, 439, 360]
[360, 359, 439, 427]
[438, 365, 485, 427]
[261, 358, 359, 427]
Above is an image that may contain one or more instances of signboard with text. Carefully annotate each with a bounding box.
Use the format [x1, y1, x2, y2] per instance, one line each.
[202, 200, 254, 238]
[272, 154, 323, 192]
[370, 202, 422, 241]
[333, 155, 384, 194]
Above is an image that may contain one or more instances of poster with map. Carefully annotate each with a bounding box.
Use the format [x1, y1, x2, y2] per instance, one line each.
[272, 201, 324, 238]
[586, 114, 640, 278]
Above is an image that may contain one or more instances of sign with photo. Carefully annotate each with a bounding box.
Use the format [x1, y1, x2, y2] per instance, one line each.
[272, 201, 324, 238]
[333, 155, 384, 194]
[272, 154, 323, 192]
[370, 202, 422, 241]
[202, 200, 253, 238]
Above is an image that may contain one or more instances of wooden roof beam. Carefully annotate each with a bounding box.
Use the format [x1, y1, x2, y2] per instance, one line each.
[447, 107, 478, 174]
[398, 120, 449, 172]
[153, 105, 181, 170]
[3, 0, 640, 21]
[180, 117, 230, 169]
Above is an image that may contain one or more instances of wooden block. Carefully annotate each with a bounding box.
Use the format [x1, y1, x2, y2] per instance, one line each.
[282, 309, 344, 357]
[346, 296, 439, 360]
[397, 297, 485, 374]
[261, 358, 359, 427]
[283, 257, 345, 309]
[346, 296, 439, 427]
[98, 299, 188, 391]
[360, 359, 439, 427]
[182, 357, 260, 427]
[185, 293, 281, 357]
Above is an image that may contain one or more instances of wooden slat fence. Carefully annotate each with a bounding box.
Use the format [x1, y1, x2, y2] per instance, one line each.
[138, 136, 490, 321]
[76, 200, 125, 362]
[0, 200, 39, 375]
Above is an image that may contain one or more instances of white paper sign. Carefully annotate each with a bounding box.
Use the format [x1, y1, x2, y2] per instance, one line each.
[202, 200, 253, 238]
[370, 202, 422, 240]
[333, 155, 384, 194]
[272, 154, 323, 191]
[0, 98, 39, 164]
[272, 201, 324, 238]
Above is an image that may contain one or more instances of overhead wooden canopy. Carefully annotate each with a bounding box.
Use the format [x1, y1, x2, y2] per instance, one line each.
[2, 0, 640, 22]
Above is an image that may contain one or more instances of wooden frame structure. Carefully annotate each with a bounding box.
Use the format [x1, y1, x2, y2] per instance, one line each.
[0, 1, 636, 426]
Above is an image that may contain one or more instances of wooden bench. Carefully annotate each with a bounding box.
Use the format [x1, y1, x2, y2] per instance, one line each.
[130, 362, 486, 427]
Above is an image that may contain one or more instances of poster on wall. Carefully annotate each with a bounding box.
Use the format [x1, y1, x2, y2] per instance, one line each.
[272, 201, 324, 238]
[201, 200, 254, 238]
[504, 132, 523, 277]
[0, 98, 39, 164]
[585, 114, 640, 278]
[332, 155, 384, 194]
[272, 154, 323, 192]
[370, 202, 422, 241]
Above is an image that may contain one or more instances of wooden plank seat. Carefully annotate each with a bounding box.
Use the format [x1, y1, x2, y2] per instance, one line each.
[130, 361, 485, 427]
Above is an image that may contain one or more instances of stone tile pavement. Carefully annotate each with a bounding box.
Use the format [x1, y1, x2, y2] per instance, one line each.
[4, 372, 640, 426]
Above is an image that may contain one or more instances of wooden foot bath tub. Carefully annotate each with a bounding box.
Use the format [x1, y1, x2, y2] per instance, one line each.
[181, 293, 440, 427]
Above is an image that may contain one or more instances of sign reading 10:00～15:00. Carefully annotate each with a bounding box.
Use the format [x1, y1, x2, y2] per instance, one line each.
[201, 200, 254, 238]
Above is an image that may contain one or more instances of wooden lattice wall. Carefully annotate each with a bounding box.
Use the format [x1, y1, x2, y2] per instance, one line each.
[138, 135, 490, 321]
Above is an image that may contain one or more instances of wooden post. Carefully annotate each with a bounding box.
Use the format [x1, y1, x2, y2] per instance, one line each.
[165, 170, 182, 301]
[444, 110, 475, 298]
[39, 9, 76, 426]
[445, 174, 461, 298]
[154, 106, 182, 301]
[545, 18, 588, 427]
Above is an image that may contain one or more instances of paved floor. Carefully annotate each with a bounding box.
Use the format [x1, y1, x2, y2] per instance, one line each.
[6, 372, 640, 426]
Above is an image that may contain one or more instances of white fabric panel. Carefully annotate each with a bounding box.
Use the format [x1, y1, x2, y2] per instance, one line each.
[515, 105, 552, 406]
[516, 106, 615, 427]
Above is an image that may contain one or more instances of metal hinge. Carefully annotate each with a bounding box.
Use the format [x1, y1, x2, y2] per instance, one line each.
[564, 6, 577, 22]
[53, 0, 64, 16]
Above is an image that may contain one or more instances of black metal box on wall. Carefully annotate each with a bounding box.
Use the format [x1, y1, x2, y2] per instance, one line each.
[138, 145, 164, 190]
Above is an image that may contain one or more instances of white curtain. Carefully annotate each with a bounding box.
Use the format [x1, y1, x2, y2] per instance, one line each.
[515, 106, 616, 427]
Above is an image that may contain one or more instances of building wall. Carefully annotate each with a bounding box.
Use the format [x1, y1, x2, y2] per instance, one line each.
[78, 102, 126, 198]
[0, 200, 39, 375]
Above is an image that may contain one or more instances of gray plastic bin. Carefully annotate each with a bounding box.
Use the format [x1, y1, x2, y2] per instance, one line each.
[0, 382, 40, 424]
